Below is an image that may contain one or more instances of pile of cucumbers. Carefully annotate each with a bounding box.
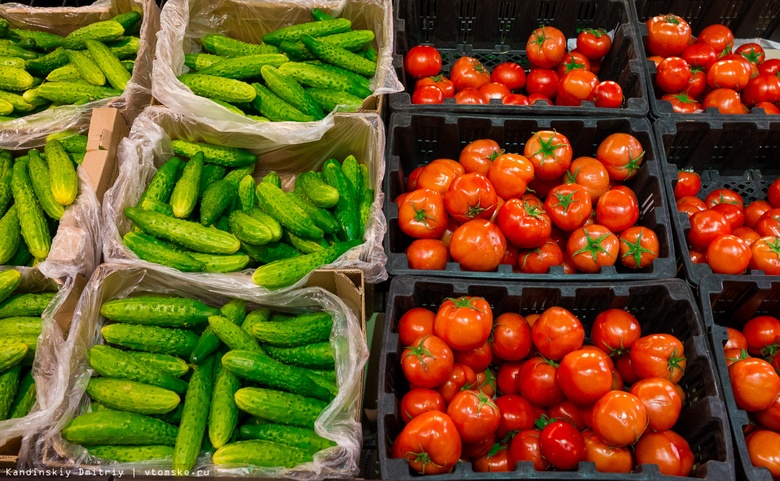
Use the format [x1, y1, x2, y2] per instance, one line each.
[0, 134, 85, 266]
[123, 138, 370, 289]
[0, 10, 143, 120]
[0, 270, 59, 423]
[181, 8, 377, 121]
[62, 293, 339, 470]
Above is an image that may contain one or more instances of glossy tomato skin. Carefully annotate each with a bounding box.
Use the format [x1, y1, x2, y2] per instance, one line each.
[631, 333, 687, 383]
[582, 431, 634, 473]
[548, 400, 586, 430]
[459, 139, 502, 175]
[756, 101, 780, 114]
[769, 178, 780, 208]
[491, 62, 526, 90]
[742, 315, 780, 357]
[455, 88, 489, 104]
[566, 156, 610, 202]
[590, 80, 623, 108]
[400, 389, 446, 423]
[711, 203, 745, 230]
[451, 57, 491, 91]
[526, 69, 560, 99]
[630, 377, 682, 431]
[567, 224, 620, 273]
[684, 69, 707, 99]
[656, 57, 691, 93]
[596, 133, 645, 181]
[703, 88, 747, 114]
[496, 199, 552, 249]
[412, 85, 445, 104]
[437, 363, 477, 403]
[406, 239, 449, 270]
[443, 173, 497, 223]
[446, 390, 501, 443]
[434, 296, 493, 351]
[742, 73, 780, 107]
[454, 341, 493, 372]
[539, 420, 587, 470]
[544, 183, 593, 231]
[682, 42, 717, 69]
[591, 309, 641, 354]
[750, 236, 780, 274]
[399, 188, 449, 239]
[646, 14, 692, 57]
[404, 46, 443, 79]
[746, 430, 780, 478]
[416, 75, 455, 97]
[417, 159, 463, 194]
[688, 209, 732, 251]
[406, 166, 424, 191]
[724, 327, 748, 350]
[697, 24, 735, 55]
[472, 444, 513, 472]
[525, 130, 573, 180]
[401, 335, 454, 388]
[591, 391, 648, 447]
[577, 28, 611, 59]
[503, 93, 530, 105]
[705, 188, 744, 209]
[510, 429, 550, 471]
[677, 196, 707, 217]
[449, 220, 507, 271]
[532, 306, 585, 360]
[497, 361, 524, 395]
[398, 307, 436, 346]
[596, 187, 640, 233]
[620, 226, 660, 269]
[480, 82, 511, 100]
[557, 348, 614, 405]
[557, 70, 599, 106]
[518, 240, 564, 273]
[634, 430, 694, 477]
[393, 411, 462, 474]
[526, 26, 566, 69]
[487, 153, 534, 199]
[495, 395, 536, 438]
[492, 313, 533, 361]
[518, 356, 565, 406]
[755, 394, 780, 431]
[758, 208, 780, 237]
[706, 235, 751, 274]
[733, 226, 761, 245]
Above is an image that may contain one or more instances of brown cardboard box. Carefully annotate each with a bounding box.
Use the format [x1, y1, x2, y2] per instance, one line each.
[84, 108, 129, 204]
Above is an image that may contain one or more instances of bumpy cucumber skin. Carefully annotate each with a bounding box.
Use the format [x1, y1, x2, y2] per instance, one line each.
[200, 35, 280, 57]
[255, 182, 323, 240]
[0, 292, 55, 319]
[45, 139, 79, 207]
[190, 299, 247, 365]
[88, 445, 174, 463]
[63, 21, 125, 50]
[184, 53, 222, 71]
[11, 161, 50, 260]
[9, 369, 35, 419]
[138, 157, 183, 208]
[65, 49, 105, 86]
[88, 344, 189, 394]
[61, 410, 179, 446]
[286, 192, 340, 235]
[171, 140, 256, 168]
[278, 62, 371, 98]
[100, 295, 219, 328]
[264, 342, 334, 369]
[179, 74, 256, 103]
[173, 356, 214, 472]
[86, 378, 181, 415]
[301, 35, 376, 77]
[238, 423, 335, 454]
[250, 240, 360, 289]
[0, 208, 21, 266]
[221, 350, 330, 401]
[262, 19, 352, 46]
[170, 152, 204, 219]
[0, 365, 22, 420]
[199, 54, 289, 80]
[37, 81, 122, 104]
[188, 253, 250, 273]
[101, 323, 200, 357]
[306, 88, 362, 112]
[260, 65, 324, 120]
[200, 180, 237, 227]
[124, 351, 189, 378]
[250, 83, 315, 123]
[209, 358, 241, 449]
[123, 232, 206, 272]
[0, 66, 34, 91]
[85, 39, 131, 91]
[212, 439, 311, 468]
[323, 160, 359, 241]
[208, 316, 262, 352]
[251, 312, 332, 347]
[233, 387, 327, 429]
[27, 151, 65, 220]
[228, 210, 273, 246]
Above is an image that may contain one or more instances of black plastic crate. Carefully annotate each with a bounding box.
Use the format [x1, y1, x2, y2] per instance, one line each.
[631, 0, 780, 118]
[389, 0, 649, 117]
[378, 276, 733, 481]
[699, 275, 780, 481]
[655, 118, 780, 286]
[384, 112, 676, 281]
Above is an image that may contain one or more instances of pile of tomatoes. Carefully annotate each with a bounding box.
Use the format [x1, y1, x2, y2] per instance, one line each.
[392, 298, 693, 475]
[646, 14, 780, 114]
[674, 171, 780, 274]
[721, 316, 780, 478]
[404, 25, 623, 107]
[397, 131, 661, 274]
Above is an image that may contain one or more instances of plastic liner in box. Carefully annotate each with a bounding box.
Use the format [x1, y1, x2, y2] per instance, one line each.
[655, 118, 780, 286]
[378, 276, 733, 481]
[384, 112, 676, 281]
[389, 0, 649, 117]
[698, 274, 780, 481]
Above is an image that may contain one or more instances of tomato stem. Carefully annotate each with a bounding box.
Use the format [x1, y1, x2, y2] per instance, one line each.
[402, 335, 435, 371]
[552, 190, 578, 214]
[620, 230, 656, 268]
[411, 201, 436, 228]
[572, 228, 612, 260]
[667, 349, 686, 380]
[528, 131, 569, 167]
[444, 296, 485, 312]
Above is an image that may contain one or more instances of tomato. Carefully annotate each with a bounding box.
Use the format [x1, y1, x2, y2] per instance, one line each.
[416, 75, 455, 98]
[447, 390, 500, 443]
[544, 184, 592, 231]
[401, 335, 454, 388]
[526, 69, 560, 99]
[769, 178, 780, 208]
[684, 68, 707, 99]
[454, 341, 493, 372]
[677, 196, 707, 217]
[742, 73, 780, 107]
[411, 85, 445, 104]
[461, 435, 495, 460]
[398, 188, 449, 239]
[497, 361, 524, 395]
[697, 24, 734, 56]
[459, 139, 502, 175]
[725, 347, 749, 367]
[518, 240, 564, 273]
[528, 92, 554, 105]
[524, 130, 573, 180]
[557, 348, 613, 405]
[455, 88, 489, 104]
[565, 156, 610, 202]
[591, 391, 648, 447]
[631, 333, 687, 383]
[755, 394, 780, 431]
[734, 226, 761, 245]
[689, 249, 707, 264]
[538, 418, 587, 470]
[591, 309, 641, 355]
[557, 70, 599, 106]
[757, 208, 780, 237]
[615, 353, 640, 384]
[510, 429, 549, 470]
[750, 236, 780, 274]
[449, 220, 507, 271]
[630, 377, 682, 431]
[756, 101, 780, 114]
[619, 226, 660, 269]
[531, 306, 585, 360]
[711, 203, 745, 230]
[472, 443, 513, 472]
[688, 209, 732, 251]
[406, 166, 424, 191]
[760, 58, 780, 75]
[668, 171, 698, 200]
[503, 93, 530, 105]
[647, 55, 664, 67]
[526, 25, 566, 69]
[725, 327, 748, 350]
[417, 159, 463, 194]
[406, 239, 450, 270]
[398, 307, 436, 346]
[479, 82, 511, 100]
[434, 296, 492, 351]
[730, 357, 780, 412]
[546, 400, 586, 431]
[596, 187, 639, 233]
[746, 430, 780, 478]
[589, 80, 623, 108]
[491, 62, 526, 90]
[401, 389, 446, 423]
[706, 235, 751, 274]
[703, 88, 747, 114]
[518, 356, 565, 406]
[437, 363, 478, 403]
[577, 28, 611, 60]
[495, 395, 536, 438]
[404, 45, 442, 79]
[682, 42, 718, 69]
[492, 313, 532, 361]
[450, 57, 490, 91]
[487, 153, 534, 199]
[635, 430, 694, 476]
[742, 315, 780, 358]
[596, 133, 645, 181]
[443, 173, 497, 223]
[705, 188, 744, 209]
[557, 51, 591, 76]
[656, 57, 691, 93]
[646, 14, 692, 57]
[393, 412, 462, 475]
[567, 224, 620, 273]
[582, 431, 633, 473]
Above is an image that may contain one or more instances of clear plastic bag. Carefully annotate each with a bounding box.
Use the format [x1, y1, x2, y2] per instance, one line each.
[102, 106, 387, 290]
[0, 0, 159, 149]
[153, 0, 402, 143]
[35, 264, 368, 479]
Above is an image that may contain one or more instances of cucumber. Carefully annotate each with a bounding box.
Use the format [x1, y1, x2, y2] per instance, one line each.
[209, 357, 241, 449]
[256, 182, 323, 240]
[46, 64, 82, 82]
[311, 8, 334, 21]
[323, 160, 359, 241]
[7, 241, 30, 267]
[0, 43, 37, 61]
[12, 161, 50, 260]
[9, 29, 64, 50]
[279, 30, 374, 61]
[262, 171, 282, 188]
[200, 179, 237, 226]
[233, 388, 326, 429]
[112, 11, 143, 34]
[188, 253, 250, 273]
[241, 241, 299, 264]
[0, 317, 42, 337]
[123, 232, 206, 272]
[296, 172, 337, 209]
[342, 154, 363, 198]
[211, 99, 245, 115]
[0, 66, 34, 92]
[138, 157, 183, 208]
[27, 150, 65, 220]
[278, 62, 371, 98]
[106, 36, 141, 59]
[170, 151, 204, 219]
[200, 34, 280, 57]
[278, 40, 316, 61]
[247, 207, 283, 242]
[179, 73, 255, 103]
[184, 53, 223, 71]
[305, 61, 371, 94]
[0, 292, 55, 318]
[212, 439, 310, 468]
[222, 350, 330, 401]
[0, 269, 21, 304]
[37, 81, 122, 104]
[65, 49, 106, 86]
[238, 175, 256, 212]
[88, 344, 189, 394]
[239, 423, 335, 454]
[89, 445, 174, 463]
[199, 164, 226, 198]
[250, 83, 315, 123]
[154, 403, 184, 426]
[199, 54, 289, 80]
[191, 299, 247, 365]
[139, 199, 174, 216]
[63, 21, 125, 49]
[125, 206, 240, 254]
[228, 210, 273, 246]
[0, 90, 33, 113]
[287, 192, 340, 235]
[45, 139, 79, 207]
[173, 356, 214, 472]
[171, 140, 257, 168]
[0, 342, 26, 374]
[101, 323, 200, 357]
[240, 308, 270, 336]
[251, 239, 360, 289]
[260, 65, 324, 120]
[85, 39, 131, 91]
[124, 351, 189, 378]
[0, 98, 13, 115]
[0, 365, 21, 420]
[264, 342, 334, 369]
[101, 295, 219, 328]
[222, 165, 256, 187]
[301, 35, 375, 77]
[307, 87, 362, 112]
[61, 411, 179, 446]
[9, 370, 35, 419]
[252, 312, 332, 347]
[0, 157, 11, 218]
[86, 378, 181, 415]
[285, 231, 327, 254]
[25, 47, 68, 76]
[208, 316, 262, 352]
[359, 188, 374, 234]
[263, 19, 352, 46]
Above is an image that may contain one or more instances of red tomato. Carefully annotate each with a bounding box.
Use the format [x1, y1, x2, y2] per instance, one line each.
[518, 240, 564, 274]
[697, 24, 735, 56]
[400, 388, 446, 423]
[406, 239, 449, 270]
[630, 377, 682, 431]
[518, 356, 565, 406]
[582, 430, 633, 473]
[461, 435, 495, 460]
[769, 178, 780, 208]
[591, 391, 648, 447]
[526, 69, 560, 99]
[711, 203, 745, 230]
[742, 315, 780, 357]
[591, 309, 642, 355]
[746, 430, 780, 478]
[443, 173, 497, 223]
[761, 58, 780, 76]
[492, 313, 532, 361]
[479, 82, 511, 100]
[401, 335, 454, 388]
[596, 133, 645, 181]
[757, 208, 780, 237]
[682, 42, 718, 69]
[589, 80, 623, 108]
[703, 88, 747, 114]
[688, 209, 732, 251]
[745, 200, 772, 228]
[548, 400, 586, 431]
[538, 418, 587, 470]
[524, 130, 573, 180]
[454, 341, 493, 372]
[577, 28, 611, 59]
[557, 348, 613, 405]
[495, 395, 536, 438]
[750, 236, 780, 274]
[734, 226, 762, 245]
[497, 361, 524, 395]
[417, 159, 463, 194]
[449, 220, 507, 272]
[416, 75, 455, 98]
[635, 430, 694, 476]
[447, 390, 500, 443]
[434, 296, 492, 351]
[557, 70, 599, 106]
[730, 357, 780, 412]
[437, 363, 477, 403]
[725, 327, 748, 350]
[528, 92, 554, 105]
[450, 57, 490, 91]
[741, 73, 780, 107]
[406, 166, 424, 191]
[398, 188, 449, 239]
[487, 153, 534, 199]
[631, 333, 687, 383]
[619, 226, 660, 269]
[510, 429, 549, 470]
[646, 14, 692, 57]
[475, 368, 497, 397]
[596, 187, 639, 233]
[567, 224, 620, 273]
[459, 139, 502, 175]
[532, 306, 585, 360]
[689, 249, 707, 264]
[455, 88, 489, 104]
[495, 198, 551, 249]
[706, 235, 751, 274]
[544, 183, 593, 231]
[677, 196, 706, 219]
[557, 51, 592, 76]
[647, 55, 664, 67]
[724, 347, 749, 367]
[502, 93, 530, 105]
[656, 57, 691, 93]
[684, 68, 707, 99]
[491, 62, 526, 90]
[705, 188, 744, 209]
[755, 394, 780, 431]
[526, 25, 566, 69]
[393, 411, 462, 474]
[663, 93, 702, 114]
[398, 307, 436, 346]
[755, 101, 780, 114]
[615, 353, 640, 384]
[565, 156, 610, 202]
[472, 443, 513, 472]
[404, 45, 442, 79]
[411, 85, 445, 104]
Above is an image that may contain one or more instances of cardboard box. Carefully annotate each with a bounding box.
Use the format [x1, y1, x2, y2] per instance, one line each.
[84, 108, 128, 204]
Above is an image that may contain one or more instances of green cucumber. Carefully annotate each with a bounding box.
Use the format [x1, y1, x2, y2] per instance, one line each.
[250, 83, 315, 123]
[262, 171, 282, 188]
[209, 357, 241, 449]
[247, 208, 283, 242]
[200, 34, 280, 57]
[123, 232, 206, 272]
[287, 192, 340, 235]
[125, 206, 240, 254]
[65, 49, 106, 86]
[241, 241, 299, 264]
[251, 240, 360, 289]
[101, 323, 200, 357]
[12, 161, 50, 260]
[0, 155, 12, 216]
[300, 35, 375, 77]
[199, 54, 289, 80]
[200, 179, 237, 226]
[112, 11, 143, 34]
[222, 350, 330, 401]
[323, 160, 359, 241]
[184, 53, 223, 71]
[45, 139, 79, 207]
[199, 164, 226, 198]
[61, 411, 179, 446]
[124, 352, 189, 378]
[359, 188, 374, 234]
[27, 150, 65, 220]
[260, 65, 324, 120]
[297, 171, 339, 209]
[285, 231, 327, 254]
[106, 36, 141, 59]
[179, 73, 256, 103]
[170, 152, 204, 219]
[37, 81, 122, 104]
[88, 344, 189, 394]
[188, 253, 250, 273]
[306, 87, 362, 112]
[63, 21, 125, 49]
[212, 439, 310, 468]
[0, 317, 42, 337]
[89, 445, 174, 463]
[238, 175, 256, 212]
[86, 378, 181, 415]
[6, 238, 29, 267]
[0, 365, 21, 420]
[263, 19, 352, 46]
[0, 292, 55, 318]
[233, 388, 326, 428]
[222, 165, 255, 187]
[9, 29, 64, 50]
[239, 423, 335, 454]
[171, 140, 256, 168]
[138, 157, 183, 207]
[173, 356, 214, 472]
[264, 342, 334, 369]
[190, 299, 247, 365]
[24, 48, 67, 76]
[305, 61, 371, 95]
[228, 210, 273, 246]
[101, 295, 219, 328]
[252, 312, 332, 347]
[240, 308, 270, 336]
[278, 61, 371, 98]
[255, 181, 323, 240]
[0, 269, 21, 304]
[85, 39, 131, 91]
[139, 199, 174, 216]
[208, 316, 261, 352]
[9, 370, 35, 419]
